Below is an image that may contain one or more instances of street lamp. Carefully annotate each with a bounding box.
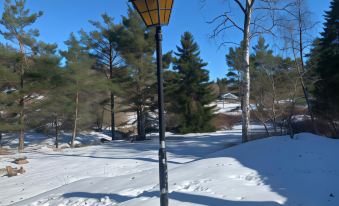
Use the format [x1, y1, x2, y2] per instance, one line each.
[129, 1, 174, 206]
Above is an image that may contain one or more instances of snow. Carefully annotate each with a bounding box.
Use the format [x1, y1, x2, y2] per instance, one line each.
[212, 101, 258, 115]
[213, 102, 242, 114]
[0, 131, 240, 205]
[1, 132, 338, 206]
[220, 93, 238, 100]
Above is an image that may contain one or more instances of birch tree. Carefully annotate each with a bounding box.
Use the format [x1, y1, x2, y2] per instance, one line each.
[205, 0, 291, 142]
[279, 0, 318, 133]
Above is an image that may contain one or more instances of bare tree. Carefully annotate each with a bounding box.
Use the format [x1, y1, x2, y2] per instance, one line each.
[204, 0, 290, 142]
[279, 0, 318, 133]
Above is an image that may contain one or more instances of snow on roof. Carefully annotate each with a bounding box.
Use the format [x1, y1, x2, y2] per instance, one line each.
[221, 93, 238, 100]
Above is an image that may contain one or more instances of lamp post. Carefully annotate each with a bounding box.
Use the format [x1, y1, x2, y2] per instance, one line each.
[129, 1, 174, 206]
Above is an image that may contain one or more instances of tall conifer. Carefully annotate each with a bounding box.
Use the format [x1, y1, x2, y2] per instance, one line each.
[167, 32, 215, 133]
[314, 0, 339, 126]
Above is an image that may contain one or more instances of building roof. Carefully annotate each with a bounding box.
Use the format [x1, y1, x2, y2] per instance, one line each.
[221, 93, 238, 100]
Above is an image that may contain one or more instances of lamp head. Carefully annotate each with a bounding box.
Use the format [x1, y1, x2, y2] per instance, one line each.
[129, 0, 174, 27]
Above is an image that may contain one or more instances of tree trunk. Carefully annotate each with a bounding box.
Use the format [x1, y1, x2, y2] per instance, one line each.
[101, 106, 105, 131]
[296, 3, 317, 134]
[288, 101, 296, 139]
[55, 116, 59, 149]
[241, 1, 253, 143]
[0, 132, 3, 148]
[331, 121, 337, 134]
[96, 106, 105, 132]
[137, 110, 141, 139]
[136, 109, 146, 141]
[18, 107, 25, 151]
[263, 121, 270, 136]
[110, 92, 115, 140]
[18, 42, 26, 152]
[271, 78, 278, 132]
[139, 110, 146, 141]
[71, 90, 79, 148]
[109, 44, 116, 141]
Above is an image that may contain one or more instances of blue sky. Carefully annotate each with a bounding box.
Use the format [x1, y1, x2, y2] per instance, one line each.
[0, 0, 332, 80]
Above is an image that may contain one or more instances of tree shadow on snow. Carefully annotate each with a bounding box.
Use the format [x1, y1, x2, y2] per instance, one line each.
[42, 133, 241, 165]
[62, 191, 282, 206]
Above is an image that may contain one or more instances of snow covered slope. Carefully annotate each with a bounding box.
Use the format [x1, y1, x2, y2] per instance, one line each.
[2, 133, 339, 206]
[0, 131, 240, 205]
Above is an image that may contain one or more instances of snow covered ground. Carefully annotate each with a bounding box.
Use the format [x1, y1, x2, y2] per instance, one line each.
[212, 101, 257, 115]
[213, 101, 241, 115]
[1, 131, 338, 206]
[0, 131, 240, 205]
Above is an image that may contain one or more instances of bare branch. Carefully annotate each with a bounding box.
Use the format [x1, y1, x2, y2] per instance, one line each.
[234, 0, 246, 13]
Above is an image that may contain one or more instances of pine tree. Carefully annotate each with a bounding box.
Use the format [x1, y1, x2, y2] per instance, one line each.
[0, 44, 21, 146]
[60, 33, 105, 147]
[216, 78, 228, 97]
[0, 0, 43, 151]
[226, 45, 244, 96]
[314, 0, 339, 128]
[251, 37, 289, 133]
[167, 32, 215, 133]
[29, 45, 69, 149]
[81, 14, 123, 140]
[118, 8, 157, 141]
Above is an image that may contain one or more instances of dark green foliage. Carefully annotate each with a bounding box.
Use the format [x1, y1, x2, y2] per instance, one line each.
[313, 0, 339, 121]
[81, 14, 125, 139]
[117, 8, 157, 140]
[166, 32, 216, 133]
[60, 33, 109, 145]
[216, 78, 228, 97]
[0, 0, 44, 150]
[305, 39, 321, 92]
[226, 45, 243, 93]
[250, 37, 300, 133]
[0, 44, 21, 132]
[0, 0, 43, 48]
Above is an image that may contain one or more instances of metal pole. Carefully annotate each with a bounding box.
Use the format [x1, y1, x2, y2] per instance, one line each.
[156, 25, 169, 206]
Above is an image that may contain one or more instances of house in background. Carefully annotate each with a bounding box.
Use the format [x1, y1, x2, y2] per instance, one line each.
[220, 93, 239, 103]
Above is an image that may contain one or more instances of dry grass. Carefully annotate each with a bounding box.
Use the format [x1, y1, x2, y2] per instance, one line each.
[292, 119, 338, 138]
[0, 148, 13, 155]
[212, 114, 241, 130]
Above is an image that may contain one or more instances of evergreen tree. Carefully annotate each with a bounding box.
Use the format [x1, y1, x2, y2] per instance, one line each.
[314, 0, 339, 126]
[0, 0, 43, 151]
[118, 8, 157, 141]
[305, 39, 321, 92]
[216, 78, 228, 97]
[226, 45, 244, 95]
[61, 33, 105, 147]
[81, 14, 124, 140]
[167, 32, 215, 133]
[0, 44, 20, 146]
[29, 45, 69, 149]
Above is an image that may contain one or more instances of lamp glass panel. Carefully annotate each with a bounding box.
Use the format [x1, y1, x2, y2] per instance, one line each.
[134, 1, 148, 13]
[141, 12, 152, 26]
[132, 0, 173, 26]
[165, 0, 173, 9]
[146, 0, 157, 10]
[164, 10, 171, 24]
[159, 10, 166, 24]
[159, 0, 166, 8]
[149, 10, 159, 25]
